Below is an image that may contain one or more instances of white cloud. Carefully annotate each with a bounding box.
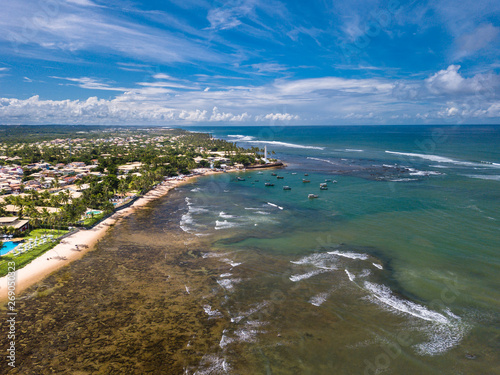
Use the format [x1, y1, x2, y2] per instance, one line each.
[424, 65, 495, 96]
[179, 109, 208, 121]
[455, 23, 500, 59]
[256, 113, 299, 121]
[0, 68, 9, 72]
[1, 65, 500, 125]
[0, 1, 222, 64]
[50, 76, 129, 91]
[209, 106, 249, 122]
[251, 63, 288, 73]
[66, 0, 98, 6]
[153, 73, 176, 80]
[207, 7, 243, 30]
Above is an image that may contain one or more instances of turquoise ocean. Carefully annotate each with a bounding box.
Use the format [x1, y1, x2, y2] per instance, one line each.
[174, 125, 499, 374]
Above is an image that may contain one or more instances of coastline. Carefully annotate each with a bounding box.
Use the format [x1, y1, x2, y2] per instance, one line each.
[0, 168, 223, 302]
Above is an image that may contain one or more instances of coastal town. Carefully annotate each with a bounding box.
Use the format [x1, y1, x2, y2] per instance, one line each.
[0, 125, 268, 276]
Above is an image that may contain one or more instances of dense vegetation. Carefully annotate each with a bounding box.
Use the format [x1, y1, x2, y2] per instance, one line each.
[0, 126, 263, 232]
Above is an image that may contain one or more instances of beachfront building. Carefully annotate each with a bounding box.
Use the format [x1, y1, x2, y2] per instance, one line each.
[0, 217, 30, 232]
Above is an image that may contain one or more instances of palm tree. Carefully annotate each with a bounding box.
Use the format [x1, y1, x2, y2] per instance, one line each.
[11, 195, 25, 219]
[25, 204, 40, 230]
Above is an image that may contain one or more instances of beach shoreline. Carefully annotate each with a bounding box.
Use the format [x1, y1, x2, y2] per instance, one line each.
[0, 168, 224, 302]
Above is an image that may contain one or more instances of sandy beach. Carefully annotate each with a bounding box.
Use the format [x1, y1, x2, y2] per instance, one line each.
[0, 169, 222, 301]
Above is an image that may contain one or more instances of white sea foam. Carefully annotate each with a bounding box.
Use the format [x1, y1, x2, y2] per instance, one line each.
[386, 151, 461, 164]
[364, 282, 449, 324]
[328, 250, 369, 260]
[219, 331, 233, 348]
[414, 320, 468, 356]
[345, 269, 355, 281]
[185, 197, 192, 205]
[248, 140, 325, 150]
[386, 151, 500, 170]
[234, 328, 260, 343]
[192, 354, 231, 375]
[220, 273, 232, 278]
[189, 205, 209, 213]
[359, 269, 371, 278]
[202, 251, 227, 259]
[215, 220, 239, 230]
[219, 211, 236, 218]
[307, 157, 336, 165]
[409, 170, 443, 176]
[267, 202, 283, 210]
[203, 305, 222, 317]
[464, 174, 500, 181]
[231, 302, 269, 323]
[255, 210, 270, 215]
[290, 269, 328, 282]
[227, 134, 255, 142]
[221, 258, 242, 268]
[185, 285, 190, 294]
[291, 252, 339, 270]
[309, 292, 330, 306]
[191, 187, 201, 192]
[372, 263, 383, 270]
[345, 148, 364, 152]
[217, 278, 241, 290]
[180, 213, 194, 233]
[390, 178, 418, 182]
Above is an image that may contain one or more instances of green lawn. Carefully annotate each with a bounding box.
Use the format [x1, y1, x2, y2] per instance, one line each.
[82, 213, 106, 227]
[0, 229, 69, 278]
[25, 229, 68, 240]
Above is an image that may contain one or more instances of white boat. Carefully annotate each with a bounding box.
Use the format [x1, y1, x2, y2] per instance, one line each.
[308, 194, 319, 199]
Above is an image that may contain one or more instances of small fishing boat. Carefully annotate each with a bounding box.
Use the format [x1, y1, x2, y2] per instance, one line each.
[302, 179, 311, 183]
[304, 173, 309, 176]
[257, 171, 263, 174]
[237, 177, 245, 181]
[320, 186, 328, 190]
[308, 194, 318, 199]
[320, 183, 327, 187]
[265, 182, 274, 186]
[325, 179, 332, 182]
[271, 172, 277, 176]
[277, 176, 284, 179]
[291, 172, 297, 175]
[283, 186, 292, 190]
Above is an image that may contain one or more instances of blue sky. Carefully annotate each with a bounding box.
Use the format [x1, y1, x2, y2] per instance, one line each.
[0, 0, 499, 125]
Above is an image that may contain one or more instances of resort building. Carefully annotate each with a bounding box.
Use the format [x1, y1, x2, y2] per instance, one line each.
[0, 217, 30, 232]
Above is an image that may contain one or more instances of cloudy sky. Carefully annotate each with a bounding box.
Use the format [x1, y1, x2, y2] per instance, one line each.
[0, 0, 499, 125]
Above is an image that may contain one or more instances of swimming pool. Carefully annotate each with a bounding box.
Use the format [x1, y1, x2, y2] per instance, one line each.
[0, 241, 19, 255]
[86, 210, 103, 216]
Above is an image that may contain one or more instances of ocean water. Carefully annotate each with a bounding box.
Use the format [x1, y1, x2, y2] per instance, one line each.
[5, 126, 499, 374]
[176, 125, 500, 374]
